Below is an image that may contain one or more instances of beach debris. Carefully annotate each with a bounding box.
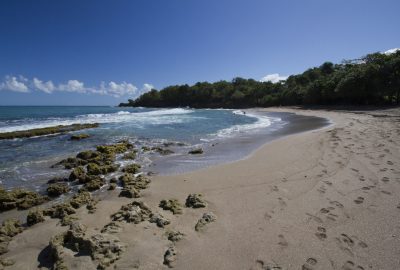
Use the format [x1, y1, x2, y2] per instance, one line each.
[26, 208, 45, 226]
[149, 213, 170, 228]
[166, 230, 185, 242]
[101, 222, 122, 234]
[163, 246, 178, 268]
[49, 221, 126, 270]
[0, 123, 99, 140]
[188, 148, 203, 154]
[0, 187, 49, 212]
[159, 199, 183, 215]
[195, 212, 216, 231]
[70, 133, 90, 140]
[185, 193, 207, 208]
[111, 201, 152, 224]
[47, 183, 70, 197]
[122, 163, 141, 174]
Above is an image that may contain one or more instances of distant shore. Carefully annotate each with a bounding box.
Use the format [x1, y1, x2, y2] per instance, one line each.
[1, 107, 400, 269]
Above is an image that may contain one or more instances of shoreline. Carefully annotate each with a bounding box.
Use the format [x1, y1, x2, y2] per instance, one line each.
[1, 107, 400, 269]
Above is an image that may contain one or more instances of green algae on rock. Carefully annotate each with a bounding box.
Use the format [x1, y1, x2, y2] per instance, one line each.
[0, 187, 49, 212]
[0, 123, 99, 140]
[27, 208, 45, 226]
[185, 193, 207, 208]
[47, 183, 70, 197]
[195, 212, 216, 231]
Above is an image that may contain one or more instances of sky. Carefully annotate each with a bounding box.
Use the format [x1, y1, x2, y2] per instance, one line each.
[0, 0, 399, 106]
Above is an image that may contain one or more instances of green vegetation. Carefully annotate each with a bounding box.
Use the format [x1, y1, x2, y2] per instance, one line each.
[0, 123, 99, 140]
[120, 51, 400, 108]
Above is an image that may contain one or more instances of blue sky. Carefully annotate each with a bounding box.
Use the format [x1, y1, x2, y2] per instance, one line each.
[0, 0, 399, 105]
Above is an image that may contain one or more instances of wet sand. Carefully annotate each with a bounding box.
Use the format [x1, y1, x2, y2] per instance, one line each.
[2, 107, 400, 270]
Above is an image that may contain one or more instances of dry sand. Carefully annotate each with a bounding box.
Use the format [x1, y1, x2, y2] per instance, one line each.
[3, 107, 400, 270]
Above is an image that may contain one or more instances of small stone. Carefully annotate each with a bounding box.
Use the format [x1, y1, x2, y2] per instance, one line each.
[185, 193, 207, 208]
[149, 213, 170, 228]
[159, 199, 183, 215]
[195, 212, 216, 231]
[166, 230, 184, 242]
[163, 246, 177, 268]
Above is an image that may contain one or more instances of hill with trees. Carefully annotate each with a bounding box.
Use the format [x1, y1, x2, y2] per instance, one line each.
[120, 50, 400, 108]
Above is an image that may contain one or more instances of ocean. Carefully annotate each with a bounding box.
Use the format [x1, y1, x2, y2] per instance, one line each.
[0, 106, 329, 191]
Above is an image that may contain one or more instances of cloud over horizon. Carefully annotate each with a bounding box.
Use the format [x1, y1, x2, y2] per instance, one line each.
[0, 75, 153, 98]
[260, 73, 288, 83]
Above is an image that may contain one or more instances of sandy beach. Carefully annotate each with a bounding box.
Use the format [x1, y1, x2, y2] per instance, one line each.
[2, 107, 400, 270]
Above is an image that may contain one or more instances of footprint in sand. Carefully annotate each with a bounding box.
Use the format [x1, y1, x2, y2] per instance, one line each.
[315, 226, 327, 240]
[381, 190, 392, 195]
[251, 260, 283, 270]
[381, 177, 389, 182]
[302, 258, 318, 270]
[341, 261, 365, 270]
[354, 197, 364, 204]
[272, 185, 279, 192]
[278, 234, 288, 247]
[330, 201, 344, 208]
[387, 161, 394, 165]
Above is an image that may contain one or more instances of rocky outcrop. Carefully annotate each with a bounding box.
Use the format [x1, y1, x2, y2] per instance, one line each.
[111, 201, 152, 224]
[0, 219, 23, 255]
[70, 134, 90, 140]
[119, 186, 140, 198]
[47, 183, 70, 197]
[159, 199, 183, 215]
[185, 193, 207, 208]
[27, 208, 45, 226]
[149, 213, 170, 228]
[0, 187, 49, 212]
[188, 148, 203, 154]
[121, 163, 141, 174]
[195, 212, 216, 231]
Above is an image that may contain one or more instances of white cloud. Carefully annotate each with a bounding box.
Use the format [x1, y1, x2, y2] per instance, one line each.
[33, 78, 55, 94]
[383, 48, 400, 55]
[0, 75, 151, 98]
[0, 75, 29, 92]
[58, 80, 87, 93]
[260, 73, 288, 83]
[141, 83, 154, 93]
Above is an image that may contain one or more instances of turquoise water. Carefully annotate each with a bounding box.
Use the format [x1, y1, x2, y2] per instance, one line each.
[0, 106, 287, 190]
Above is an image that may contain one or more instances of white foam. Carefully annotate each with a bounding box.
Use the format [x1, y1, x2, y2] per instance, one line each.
[213, 111, 281, 139]
[0, 108, 194, 133]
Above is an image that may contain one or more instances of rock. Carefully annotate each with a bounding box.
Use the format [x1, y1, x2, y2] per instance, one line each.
[122, 151, 137, 160]
[47, 177, 69, 184]
[151, 147, 174, 155]
[109, 177, 117, 183]
[87, 163, 119, 176]
[108, 183, 117, 190]
[188, 148, 203, 154]
[70, 134, 90, 140]
[122, 163, 141, 174]
[119, 174, 151, 191]
[27, 208, 45, 226]
[159, 199, 183, 215]
[195, 212, 216, 231]
[141, 146, 150, 152]
[119, 186, 140, 198]
[149, 213, 170, 228]
[76, 150, 100, 161]
[0, 219, 23, 237]
[52, 157, 88, 169]
[82, 177, 105, 191]
[68, 166, 86, 182]
[96, 142, 133, 155]
[86, 199, 98, 214]
[166, 230, 184, 242]
[163, 246, 177, 268]
[69, 191, 92, 209]
[0, 258, 15, 267]
[111, 201, 152, 223]
[185, 193, 207, 208]
[0, 187, 48, 212]
[47, 183, 70, 197]
[43, 203, 76, 220]
[101, 222, 122, 234]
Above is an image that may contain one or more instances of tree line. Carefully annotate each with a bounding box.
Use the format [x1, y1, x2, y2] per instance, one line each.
[120, 50, 400, 108]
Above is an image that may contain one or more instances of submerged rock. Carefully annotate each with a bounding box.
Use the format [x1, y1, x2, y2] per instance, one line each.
[47, 177, 69, 184]
[163, 246, 177, 268]
[47, 183, 70, 197]
[159, 199, 183, 215]
[151, 147, 174, 155]
[185, 193, 207, 208]
[70, 134, 90, 140]
[195, 212, 216, 231]
[0, 187, 49, 212]
[27, 208, 45, 226]
[122, 150, 137, 160]
[53, 157, 88, 169]
[188, 148, 203, 155]
[149, 213, 170, 228]
[111, 201, 152, 223]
